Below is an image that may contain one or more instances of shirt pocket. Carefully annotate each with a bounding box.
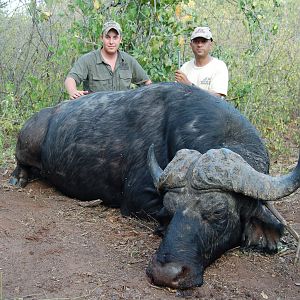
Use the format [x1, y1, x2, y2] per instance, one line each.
[89, 74, 112, 92]
[119, 69, 132, 90]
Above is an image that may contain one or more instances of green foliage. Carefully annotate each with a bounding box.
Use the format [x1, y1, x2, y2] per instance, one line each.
[63, 0, 199, 82]
[0, 86, 20, 165]
[0, 0, 299, 165]
[224, 0, 300, 155]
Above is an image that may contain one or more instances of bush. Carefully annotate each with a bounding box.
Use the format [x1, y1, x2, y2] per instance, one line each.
[0, 0, 299, 165]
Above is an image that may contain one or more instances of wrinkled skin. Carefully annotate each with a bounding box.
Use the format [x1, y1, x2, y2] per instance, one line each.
[10, 83, 291, 289]
[147, 190, 241, 289]
[146, 148, 288, 289]
[147, 191, 284, 288]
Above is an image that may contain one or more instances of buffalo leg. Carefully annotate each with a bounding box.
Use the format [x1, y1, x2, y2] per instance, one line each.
[122, 175, 164, 221]
[9, 107, 52, 188]
[9, 164, 41, 188]
[9, 164, 30, 187]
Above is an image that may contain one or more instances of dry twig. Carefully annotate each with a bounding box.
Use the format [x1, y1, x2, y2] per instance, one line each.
[265, 202, 300, 263]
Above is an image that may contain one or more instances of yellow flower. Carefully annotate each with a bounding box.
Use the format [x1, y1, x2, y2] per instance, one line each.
[178, 36, 185, 47]
[181, 15, 192, 22]
[41, 11, 52, 21]
[188, 0, 195, 8]
[93, 0, 101, 10]
[175, 4, 182, 18]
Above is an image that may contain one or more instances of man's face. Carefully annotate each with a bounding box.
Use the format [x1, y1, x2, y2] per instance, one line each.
[101, 29, 122, 55]
[190, 37, 212, 59]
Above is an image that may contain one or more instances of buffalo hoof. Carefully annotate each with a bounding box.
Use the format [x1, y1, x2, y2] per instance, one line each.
[9, 177, 18, 186]
[9, 176, 28, 188]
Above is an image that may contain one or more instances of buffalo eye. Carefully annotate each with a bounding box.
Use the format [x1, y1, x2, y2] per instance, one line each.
[201, 204, 228, 233]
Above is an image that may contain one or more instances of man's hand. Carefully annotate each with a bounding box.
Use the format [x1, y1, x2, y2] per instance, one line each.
[175, 70, 192, 85]
[65, 77, 89, 100]
[69, 90, 89, 100]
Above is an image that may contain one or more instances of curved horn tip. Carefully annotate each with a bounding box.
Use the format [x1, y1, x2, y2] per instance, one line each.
[147, 144, 163, 189]
[149, 143, 155, 153]
[147, 144, 155, 165]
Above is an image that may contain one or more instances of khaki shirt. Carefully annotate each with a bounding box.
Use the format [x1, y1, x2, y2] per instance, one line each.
[67, 49, 150, 92]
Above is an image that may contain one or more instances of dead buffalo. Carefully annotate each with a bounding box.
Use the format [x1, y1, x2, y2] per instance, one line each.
[10, 82, 300, 289]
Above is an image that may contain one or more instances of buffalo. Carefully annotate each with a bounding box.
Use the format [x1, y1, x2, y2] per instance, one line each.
[10, 82, 300, 289]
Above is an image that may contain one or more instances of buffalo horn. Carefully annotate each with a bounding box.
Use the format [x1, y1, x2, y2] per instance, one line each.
[147, 144, 163, 189]
[192, 148, 300, 201]
[234, 150, 300, 200]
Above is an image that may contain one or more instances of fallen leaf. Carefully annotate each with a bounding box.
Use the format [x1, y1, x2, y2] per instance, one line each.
[77, 199, 102, 207]
[261, 291, 268, 299]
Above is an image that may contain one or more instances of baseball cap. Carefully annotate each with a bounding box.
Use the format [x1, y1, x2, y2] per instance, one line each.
[191, 27, 213, 41]
[102, 21, 122, 36]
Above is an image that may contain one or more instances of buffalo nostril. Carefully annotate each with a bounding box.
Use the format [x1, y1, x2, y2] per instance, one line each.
[147, 257, 192, 288]
[163, 263, 183, 278]
[171, 266, 191, 286]
[174, 266, 188, 280]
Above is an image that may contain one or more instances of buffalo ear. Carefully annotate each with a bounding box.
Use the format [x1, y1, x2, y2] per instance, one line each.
[241, 205, 284, 253]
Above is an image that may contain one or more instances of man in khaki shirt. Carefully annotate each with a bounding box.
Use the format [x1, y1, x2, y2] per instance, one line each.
[65, 21, 152, 99]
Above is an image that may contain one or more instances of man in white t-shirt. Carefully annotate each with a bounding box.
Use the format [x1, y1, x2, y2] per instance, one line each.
[175, 26, 228, 98]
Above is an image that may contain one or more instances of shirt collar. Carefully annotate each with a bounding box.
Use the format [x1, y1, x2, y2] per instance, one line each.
[97, 48, 125, 64]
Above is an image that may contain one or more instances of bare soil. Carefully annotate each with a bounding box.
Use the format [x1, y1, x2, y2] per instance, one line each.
[1, 155, 300, 300]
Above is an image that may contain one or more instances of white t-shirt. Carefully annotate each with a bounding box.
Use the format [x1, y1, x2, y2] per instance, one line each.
[180, 57, 228, 96]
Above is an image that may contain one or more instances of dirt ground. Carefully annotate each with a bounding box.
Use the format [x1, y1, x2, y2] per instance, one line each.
[1, 153, 300, 300]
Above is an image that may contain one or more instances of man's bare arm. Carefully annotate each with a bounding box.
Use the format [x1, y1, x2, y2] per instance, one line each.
[64, 77, 89, 100]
